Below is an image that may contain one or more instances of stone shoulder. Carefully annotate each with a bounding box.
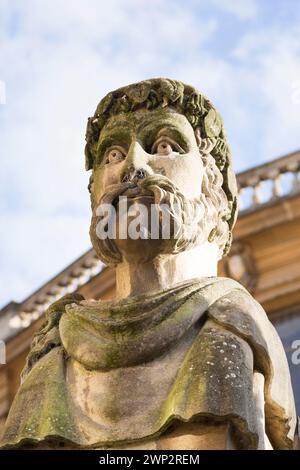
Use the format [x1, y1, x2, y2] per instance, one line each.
[21, 292, 85, 381]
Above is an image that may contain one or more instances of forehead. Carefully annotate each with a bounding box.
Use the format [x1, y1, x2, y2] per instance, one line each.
[99, 108, 195, 139]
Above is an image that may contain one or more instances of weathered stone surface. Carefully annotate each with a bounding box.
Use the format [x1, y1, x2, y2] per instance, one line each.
[0, 278, 296, 449]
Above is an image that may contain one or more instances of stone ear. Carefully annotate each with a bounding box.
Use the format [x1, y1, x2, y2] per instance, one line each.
[208, 227, 218, 243]
[195, 127, 216, 156]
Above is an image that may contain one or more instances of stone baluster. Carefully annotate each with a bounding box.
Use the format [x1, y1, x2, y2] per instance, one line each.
[252, 180, 262, 207]
[292, 170, 300, 193]
[269, 170, 282, 200]
[287, 163, 300, 193]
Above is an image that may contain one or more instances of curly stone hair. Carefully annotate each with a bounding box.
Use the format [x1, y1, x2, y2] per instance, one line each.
[85, 78, 238, 255]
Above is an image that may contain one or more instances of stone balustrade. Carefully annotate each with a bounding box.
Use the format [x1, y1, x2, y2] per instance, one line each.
[237, 150, 300, 212]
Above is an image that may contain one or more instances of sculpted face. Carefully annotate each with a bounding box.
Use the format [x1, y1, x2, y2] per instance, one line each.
[91, 108, 205, 202]
[89, 107, 228, 265]
[89, 108, 211, 264]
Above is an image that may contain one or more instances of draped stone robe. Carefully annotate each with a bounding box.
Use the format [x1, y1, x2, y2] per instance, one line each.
[0, 277, 296, 450]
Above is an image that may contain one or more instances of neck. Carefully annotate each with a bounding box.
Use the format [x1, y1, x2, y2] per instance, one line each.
[115, 242, 219, 299]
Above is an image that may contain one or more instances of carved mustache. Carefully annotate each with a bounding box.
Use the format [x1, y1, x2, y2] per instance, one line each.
[98, 175, 187, 208]
[96, 175, 205, 250]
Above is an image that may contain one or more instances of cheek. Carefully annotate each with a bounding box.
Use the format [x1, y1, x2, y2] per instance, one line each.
[92, 164, 122, 201]
[152, 154, 204, 199]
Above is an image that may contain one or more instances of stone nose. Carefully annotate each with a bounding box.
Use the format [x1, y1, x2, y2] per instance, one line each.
[120, 141, 152, 184]
[121, 166, 149, 184]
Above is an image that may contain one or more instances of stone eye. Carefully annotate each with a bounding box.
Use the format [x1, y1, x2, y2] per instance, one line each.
[152, 137, 183, 156]
[157, 141, 173, 155]
[105, 147, 126, 164]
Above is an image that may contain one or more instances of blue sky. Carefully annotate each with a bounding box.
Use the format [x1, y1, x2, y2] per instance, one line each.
[1, 0, 300, 307]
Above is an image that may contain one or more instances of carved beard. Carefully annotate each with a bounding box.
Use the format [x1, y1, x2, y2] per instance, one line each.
[90, 175, 215, 265]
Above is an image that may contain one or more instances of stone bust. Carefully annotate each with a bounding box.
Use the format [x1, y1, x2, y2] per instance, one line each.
[1, 79, 296, 450]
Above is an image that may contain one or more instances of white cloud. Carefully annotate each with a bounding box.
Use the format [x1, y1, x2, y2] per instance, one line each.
[0, 212, 91, 304]
[233, 27, 300, 159]
[211, 0, 258, 20]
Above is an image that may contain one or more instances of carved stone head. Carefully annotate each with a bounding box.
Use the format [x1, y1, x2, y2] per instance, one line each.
[85, 78, 238, 265]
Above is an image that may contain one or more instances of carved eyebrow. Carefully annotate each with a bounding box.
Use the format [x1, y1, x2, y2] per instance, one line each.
[96, 132, 130, 165]
[154, 126, 190, 151]
[150, 135, 185, 154]
[137, 119, 191, 151]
